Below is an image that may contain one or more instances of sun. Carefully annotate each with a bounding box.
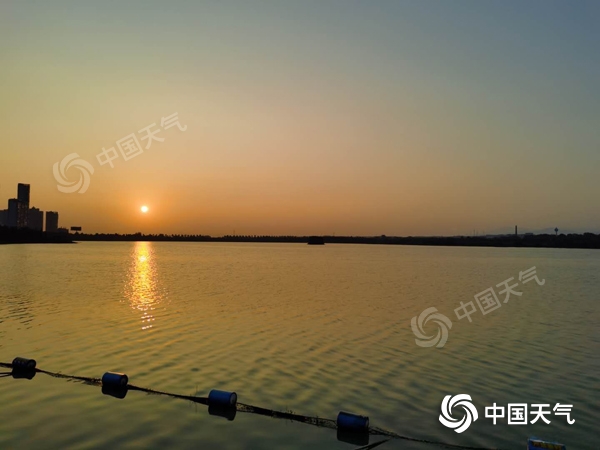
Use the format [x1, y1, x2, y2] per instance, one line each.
[141, 205, 149, 213]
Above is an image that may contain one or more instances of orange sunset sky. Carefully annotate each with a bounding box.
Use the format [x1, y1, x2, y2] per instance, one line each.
[1, 1, 599, 236]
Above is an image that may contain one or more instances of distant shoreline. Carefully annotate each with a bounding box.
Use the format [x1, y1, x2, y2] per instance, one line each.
[0, 226, 75, 245]
[72, 232, 600, 249]
[3, 227, 600, 249]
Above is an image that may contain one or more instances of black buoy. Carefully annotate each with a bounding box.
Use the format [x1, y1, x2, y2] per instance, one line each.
[12, 357, 36, 370]
[11, 357, 37, 380]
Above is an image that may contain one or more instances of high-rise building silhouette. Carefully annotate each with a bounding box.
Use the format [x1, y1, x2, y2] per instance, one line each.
[46, 211, 59, 232]
[28, 207, 44, 231]
[1, 183, 58, 231]
[8, 199, 19, 228]
[17, 183, 30, 205]
[17, 202, 28, 228]
[8, 183, 30, 228]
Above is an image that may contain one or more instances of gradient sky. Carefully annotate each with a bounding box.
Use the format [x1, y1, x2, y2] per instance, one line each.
[1, 1, 598, 236]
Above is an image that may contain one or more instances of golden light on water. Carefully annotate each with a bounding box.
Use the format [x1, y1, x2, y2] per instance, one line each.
[125, 242, 162, 330]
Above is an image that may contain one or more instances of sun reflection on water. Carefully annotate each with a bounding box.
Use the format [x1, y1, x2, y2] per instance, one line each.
[124, 242, 163, 330]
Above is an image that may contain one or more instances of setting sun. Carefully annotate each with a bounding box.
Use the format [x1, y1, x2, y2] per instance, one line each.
[141, 206, 149, 213]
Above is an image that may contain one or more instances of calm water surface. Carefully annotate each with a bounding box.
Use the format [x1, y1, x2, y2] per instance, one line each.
[0, 242, 598, 449]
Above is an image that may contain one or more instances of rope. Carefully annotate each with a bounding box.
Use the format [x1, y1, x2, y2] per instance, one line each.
[0, 362, 507, 450]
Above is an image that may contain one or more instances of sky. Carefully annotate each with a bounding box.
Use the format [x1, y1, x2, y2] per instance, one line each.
[0, 1, 598, 236]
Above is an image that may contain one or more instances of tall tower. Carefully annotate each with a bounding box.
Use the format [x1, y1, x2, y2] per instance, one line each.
[7, 199, 19, 228]
[17, 183, 30, 206]
[28, 207, 44, 231]
[45, 211, 59, 233]
[16, 183, 30, 228]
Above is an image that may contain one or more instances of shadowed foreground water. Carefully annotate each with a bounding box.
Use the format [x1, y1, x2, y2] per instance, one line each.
[0, 242, 598, 449]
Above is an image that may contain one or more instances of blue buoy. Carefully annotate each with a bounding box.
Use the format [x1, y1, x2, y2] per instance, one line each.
[102, 372, 128, 388]
[12, 357, 36, 370]
[208, 389, 237, 407]
[337, 411, 369, 432]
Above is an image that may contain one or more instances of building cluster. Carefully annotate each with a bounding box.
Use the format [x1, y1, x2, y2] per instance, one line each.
[0, 183, 66, 233]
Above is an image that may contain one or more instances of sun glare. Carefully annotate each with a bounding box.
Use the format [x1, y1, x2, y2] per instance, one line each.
[141, 205, 149, 213]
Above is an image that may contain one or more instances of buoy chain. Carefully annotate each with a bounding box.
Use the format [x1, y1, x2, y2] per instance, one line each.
[1, 360, 507, 450]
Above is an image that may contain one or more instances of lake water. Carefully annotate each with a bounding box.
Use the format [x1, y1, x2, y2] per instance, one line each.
[0, 242, 598, 449]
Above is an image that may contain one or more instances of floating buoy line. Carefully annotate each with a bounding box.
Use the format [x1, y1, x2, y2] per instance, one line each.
[1, 358, 507, 450]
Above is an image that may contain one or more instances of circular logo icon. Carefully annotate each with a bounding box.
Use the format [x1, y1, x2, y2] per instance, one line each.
[439, 394, 479, 433]
[53, 153, 94, 194]
[411, 307, 452, 348]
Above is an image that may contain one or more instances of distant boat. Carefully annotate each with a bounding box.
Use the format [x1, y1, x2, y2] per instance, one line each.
[307, 236, 325, 245]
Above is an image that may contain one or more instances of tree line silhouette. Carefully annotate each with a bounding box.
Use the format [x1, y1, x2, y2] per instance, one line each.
[3, 226, 600, 249]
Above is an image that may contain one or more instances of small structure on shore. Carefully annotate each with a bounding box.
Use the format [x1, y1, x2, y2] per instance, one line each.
[307, 236, 325, 245]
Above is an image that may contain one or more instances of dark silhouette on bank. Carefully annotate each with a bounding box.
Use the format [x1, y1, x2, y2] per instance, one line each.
[4, 225, 600, 250]
[0, 226, 74, 244]
[308, 236, 325, 245]
[0, 182, 67, 235]
[65, 232, 600, 249]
